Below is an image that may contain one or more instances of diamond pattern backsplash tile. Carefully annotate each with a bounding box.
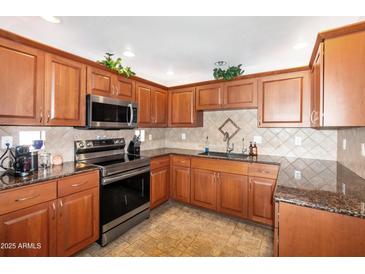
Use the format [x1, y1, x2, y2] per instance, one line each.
[165, 109, 337, 160]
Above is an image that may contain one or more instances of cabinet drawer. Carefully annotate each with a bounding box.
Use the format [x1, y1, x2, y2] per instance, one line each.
[0, 181, 57, 215]
[171, 155, 191, 167]
[248, 163, 279, 179]
[58, 170, 99, 197]
[151, 156, 170, 170]
[191, 157, 248, 175]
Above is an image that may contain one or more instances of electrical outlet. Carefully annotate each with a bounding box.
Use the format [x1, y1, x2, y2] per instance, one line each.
[140, 130, 145, 142]
[295, 136, 302, 146]
[181, 133, 186, 140]
[342, 183, 346, 194]
[148, 134, 152, 141]
[1, 136, 13, 149]
[361, 143, 365, 157]
[294, 170, 302, 180]
[253, 136, 262, 144]
[342, 138, 347, 150]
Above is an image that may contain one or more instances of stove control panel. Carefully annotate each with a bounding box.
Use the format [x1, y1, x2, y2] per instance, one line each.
[75, 138, 125, 150]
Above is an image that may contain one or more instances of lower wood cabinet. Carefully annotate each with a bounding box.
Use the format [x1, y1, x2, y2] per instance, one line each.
[217, 173, 248, 218]
[248, 176, 276, 225]
[0, 170, 99, 257]
[190, 168, 217, 210]
[150, 156, 170, 209]
[171, 166, 191, 203]
[0, 201, 56, 257]
[56, 187, 99, 257]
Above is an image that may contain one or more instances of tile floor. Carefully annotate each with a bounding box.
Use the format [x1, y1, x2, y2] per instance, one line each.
[76, 201, 273, 257]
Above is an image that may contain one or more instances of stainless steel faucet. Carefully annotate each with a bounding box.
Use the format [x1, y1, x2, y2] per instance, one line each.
[223, 132, 234, 154]
[242, 137, 248, 154]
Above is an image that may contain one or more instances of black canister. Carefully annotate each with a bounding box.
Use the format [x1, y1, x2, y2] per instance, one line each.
[30, 151, 39, 172]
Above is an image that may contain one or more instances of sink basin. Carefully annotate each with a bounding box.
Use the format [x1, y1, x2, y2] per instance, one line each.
[198, 151, 250, 160]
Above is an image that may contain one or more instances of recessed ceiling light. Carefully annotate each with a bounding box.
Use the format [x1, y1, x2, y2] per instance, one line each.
[40, 16, 61, 24]
[293, 42, 308, 50]
[166, 70, 174, 76]
[214, 61, 227, 67]
[123, 50, 135, 58]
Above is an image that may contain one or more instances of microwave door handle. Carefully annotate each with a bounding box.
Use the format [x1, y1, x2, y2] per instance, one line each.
[127, 103, 133, 126]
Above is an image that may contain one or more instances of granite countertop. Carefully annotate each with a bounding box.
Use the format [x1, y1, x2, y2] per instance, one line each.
[0, 162, 99, 192]
[142, 148, 365, 219]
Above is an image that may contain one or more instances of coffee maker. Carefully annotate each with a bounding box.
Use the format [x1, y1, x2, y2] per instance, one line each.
[127, 135, 141, 155]
[0, 145, 32, 177]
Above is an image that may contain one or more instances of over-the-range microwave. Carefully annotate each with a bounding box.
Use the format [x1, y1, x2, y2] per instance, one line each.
[86, 95, 138, 129]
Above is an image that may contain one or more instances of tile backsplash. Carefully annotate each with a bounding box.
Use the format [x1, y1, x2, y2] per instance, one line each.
[337, 127, 365, 179]
[165, 109, 337, 160]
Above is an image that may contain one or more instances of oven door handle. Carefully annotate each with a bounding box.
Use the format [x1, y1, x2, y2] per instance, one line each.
[102, 166, 150, 185]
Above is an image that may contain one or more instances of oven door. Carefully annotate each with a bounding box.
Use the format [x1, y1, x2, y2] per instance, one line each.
[86, 95, 138, 129]
[100, 166, 150, 233]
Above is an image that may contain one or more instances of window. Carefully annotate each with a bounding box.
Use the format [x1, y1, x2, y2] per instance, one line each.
[19, 130, 46, 148]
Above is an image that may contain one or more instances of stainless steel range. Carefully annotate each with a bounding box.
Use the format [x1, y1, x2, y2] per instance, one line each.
[74, 138, 150, 246]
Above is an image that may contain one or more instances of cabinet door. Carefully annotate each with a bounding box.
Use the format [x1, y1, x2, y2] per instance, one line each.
[323, 31, 365, 126]
[151, 88, 168, 127]
[169, 87, 203, 127]
[223, 79, 257, 109]
[87, 66, 114, 97]
[257, 70, 310, 127]
[56, 187, 99, 256]
[0, 201, 56, 257]
[136, 82, 152, 126]
[44, 54, 86, 126]
[0, 37, 44, 125]
[217, 172, 248, 218]
[310, 43, 323, 127]
[190, 168, 217, 210]
[171, 166, 191, 203]
[150, 166, 170, 209]
[114, 76, 135, 101]
[196, 83, 223, 110]
[248, 177, 275, 225]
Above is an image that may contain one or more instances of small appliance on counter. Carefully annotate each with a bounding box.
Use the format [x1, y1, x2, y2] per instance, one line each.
[0, 144, 32, 177]
[127, 134, 141, 155]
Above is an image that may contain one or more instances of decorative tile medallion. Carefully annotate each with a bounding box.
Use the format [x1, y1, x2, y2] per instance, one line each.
[218, 118, 241, 140]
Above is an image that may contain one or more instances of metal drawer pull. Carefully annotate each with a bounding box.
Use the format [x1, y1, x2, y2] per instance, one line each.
[71, 181, 88, 187]
[258, 169, 271, 174]
[15, 194, 40, 202]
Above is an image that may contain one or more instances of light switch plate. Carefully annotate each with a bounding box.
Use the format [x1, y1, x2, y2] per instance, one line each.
[361, 143, 365, 157]
[295, 136, 302, 146]
[1, 136, 13, 149]
[294, 170, 302, 180]
[140, 130, 145, 142]
[253, 135, 262, 144]
[181, 133, 186, 140]
[148, 134, 152, 141]
[342, 139, 347, 150]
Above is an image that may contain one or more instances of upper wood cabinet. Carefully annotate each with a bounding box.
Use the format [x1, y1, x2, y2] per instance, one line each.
[196, 83, 223, 110]
[87, 66, 136, 102]
[322, 30, 365, 127]
[257, 70, 311, 127]
[310, 43, 323, 127]
[45, 54, 86, 126]
[168, 87, 203, 127]
[87, 66, 114, 97]
[223, 78, 258, 109]
[0, 37, 44, 125]
[136, 82, 168, 128]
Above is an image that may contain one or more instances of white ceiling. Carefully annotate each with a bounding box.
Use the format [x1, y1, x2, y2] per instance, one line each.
[0, 16, 362, 86]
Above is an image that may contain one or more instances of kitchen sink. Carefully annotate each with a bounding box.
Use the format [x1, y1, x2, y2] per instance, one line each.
[198, 151, 250, 160]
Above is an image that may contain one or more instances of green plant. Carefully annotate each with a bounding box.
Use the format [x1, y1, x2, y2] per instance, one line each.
[97, 53, 136, 78]
[213, 64, 244, 80]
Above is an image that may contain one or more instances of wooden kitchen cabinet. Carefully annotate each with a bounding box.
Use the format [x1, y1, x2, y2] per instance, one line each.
[171, 166, 191, 203]
[45, 54, 86, 126]
[87, 66, 114, 97]
[113, 76, 135, 101]
[257, 70, 311, 127]
[310, 43, 323, 127]
[0, 37, 44, 125]
[223, 78, 258, 109]
[248, 176, 276, 225]
[322, 30, 365, 126]
[196, 83, 223, 110]
[190, 168, 217, 210]
[56, 187, 99, 256]
[0, 201, 57, 257]
[150, 156, 170, 209]
[136, 82, 168, 127]
[168, 87, 203, 127]
[217, 172, 249, 218]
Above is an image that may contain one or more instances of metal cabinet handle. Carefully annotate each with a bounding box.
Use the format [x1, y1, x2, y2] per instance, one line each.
[310, 110, 315, 124]
[52, 201, 56, 220]
[59, 200, 63, 217]
[15, 194, 40, 202]
[47, 111, 50, 123]
[40, 110, 43, 123]
[71, 181, 87, 187]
